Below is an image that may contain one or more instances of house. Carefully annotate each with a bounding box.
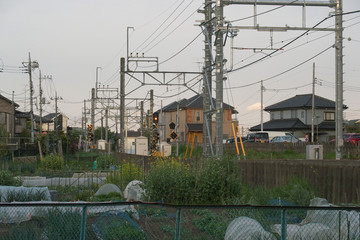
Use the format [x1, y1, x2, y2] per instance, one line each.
[0, 94, 19, 137]
[14, 110, 52, 135]
[156, 94, 238, 144]
[43, 113, 68, 133]
[250, 94, 347, 142]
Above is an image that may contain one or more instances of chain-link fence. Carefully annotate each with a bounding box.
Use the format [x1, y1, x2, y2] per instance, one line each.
[0, 202, 359, 239]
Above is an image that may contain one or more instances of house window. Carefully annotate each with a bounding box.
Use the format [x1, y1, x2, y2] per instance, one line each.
[0, 113, 6, 124]
[270, 113, 274, 120]
[291, 110, 297, 118]
[301, 111, 305, 119]
[196, 112, 200, 121]
[324, 112, 335, 121]
[280, 111, 283, 119]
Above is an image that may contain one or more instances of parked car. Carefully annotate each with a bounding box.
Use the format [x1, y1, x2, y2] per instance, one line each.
[245, 132, 269, 143]
[330, 133, 360, 145]
[225, 137, 246, 143]
[270, 135, 301, 143]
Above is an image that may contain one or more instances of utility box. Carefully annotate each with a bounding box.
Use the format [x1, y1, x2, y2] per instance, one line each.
[306, 145, 323, 160]
[97, 140, 107, 150]
[160, 142, 172, 157]
[135, 136, 148, 156]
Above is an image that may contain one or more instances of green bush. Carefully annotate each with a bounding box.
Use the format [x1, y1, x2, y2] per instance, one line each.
[0, 170, 22, 186]
[105, 161, 144, 190]
[144, 157, 195, 204]
[40, 154, 65, 170]
[272, 177, 315, 206]
[144, 157, 242, 204]
[96, 154, 115, 170]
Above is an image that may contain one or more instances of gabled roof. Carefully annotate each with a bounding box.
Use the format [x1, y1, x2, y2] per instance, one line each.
[160, 94, 238, 114]
[250, 119, 309, 132]
[0, 94, 19, 108]
[15, 110, 52, 123]
[44, 113, 63, 120]
[264, 94, 347, 111]
[250, 118, 337, 132]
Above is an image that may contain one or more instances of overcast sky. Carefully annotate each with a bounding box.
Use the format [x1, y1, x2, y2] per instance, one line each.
[1, 0, 359, 132]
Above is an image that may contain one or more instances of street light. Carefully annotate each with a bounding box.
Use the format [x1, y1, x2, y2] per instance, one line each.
[127, 26, 134, 71]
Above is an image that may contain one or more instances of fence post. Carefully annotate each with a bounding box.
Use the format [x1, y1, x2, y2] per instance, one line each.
[80, 206, 88, 240]
[338, 211, 341, 240]
[175, 207, 182, 240]
[281, 208, 287, 240]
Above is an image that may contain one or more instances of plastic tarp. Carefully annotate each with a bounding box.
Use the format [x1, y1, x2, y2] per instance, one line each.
[124, 180, 145, 202]
[0, 186, 51, 202]
[0, 201, 138, 224]
[225, 216, 277, 240]
[272, 198, 360, 239]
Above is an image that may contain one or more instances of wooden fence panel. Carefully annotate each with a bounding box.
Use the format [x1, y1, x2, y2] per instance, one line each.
[237, 159, 360, 205]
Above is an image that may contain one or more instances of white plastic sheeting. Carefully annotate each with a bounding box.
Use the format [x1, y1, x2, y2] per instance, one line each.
[123, 180, 145, 202]
[0, 201, 138, 224]
[225, 216, 277, 240]
[272, 198, 360, 239]
[95, 183, 122, 196]
[0, 186, 51, 202]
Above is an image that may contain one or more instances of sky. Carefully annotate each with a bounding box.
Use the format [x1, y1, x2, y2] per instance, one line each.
[0, 0, 359, 132]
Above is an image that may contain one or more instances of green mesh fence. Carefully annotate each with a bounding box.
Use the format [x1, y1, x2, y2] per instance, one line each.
[0, 202, 359, 240]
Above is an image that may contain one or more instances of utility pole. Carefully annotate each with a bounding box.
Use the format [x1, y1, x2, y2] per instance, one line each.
[40, 74, 52, 135]
[105, 107, 109, 142]
[39, 71, 42, 134]
[52, 92, 62, 140]
[29, 53, 34, 143]
[311, 63, 316, 143]
[84, 100, 87, 134]
[23, 53, 39, 143]
[202, 0, 214, 157]
[91, 88, 95, 130]
[260, 80, 264, 132]
[150, 89, 154, 151]
[335, 0, 344, 159]
[54, 92, 59, 140]
[95, 67, 102, 99]
[140, 101, 144, 136]
[127, 26, 134, 71]
[215, 0, 224, 156]
[11, 91, 14, 137]
[120, 58, 125, 152]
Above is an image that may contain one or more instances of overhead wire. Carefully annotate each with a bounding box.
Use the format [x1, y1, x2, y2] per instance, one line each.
[227, 44, 333, 90]
[133, 0, 187, 54]
[143, 0, 199, 53]
[228, 10, 360, 74]
[230, 0, 300, 23]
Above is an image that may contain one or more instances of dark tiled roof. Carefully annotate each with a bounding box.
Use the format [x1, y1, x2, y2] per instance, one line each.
[186, 123, 203, 132]
[15, 110, 30, 118]
[159, 94, 237, 113]
[317, 121, 336, 130]
[250, 118, 337, 131]
[0, 94, 19, 108]
[264, 94, 347, 111]
[15, 111, 52, 123]
[250, 119, 309, 131]
[44, 113, 62, 120]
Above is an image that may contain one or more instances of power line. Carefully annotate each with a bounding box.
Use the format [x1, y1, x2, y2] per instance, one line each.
[230, 0, 299, 23]
[227, 44, 333, 89]
[145, 3, 200, 53]
[133, 0, 187, 54]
